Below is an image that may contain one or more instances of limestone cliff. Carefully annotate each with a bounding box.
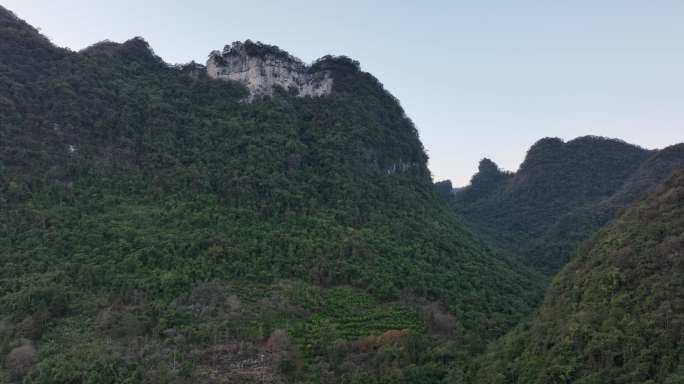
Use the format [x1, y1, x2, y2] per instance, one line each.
[207, 41, 333, 100]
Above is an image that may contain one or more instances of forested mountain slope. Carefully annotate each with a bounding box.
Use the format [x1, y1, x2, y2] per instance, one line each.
[523, 143, 684, 274]
[0, 7, 540, 383]
[450, 136, 684, 275]
[472, 168, 684, 384]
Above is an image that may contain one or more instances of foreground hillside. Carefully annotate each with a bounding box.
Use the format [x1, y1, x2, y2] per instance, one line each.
[449, 136, 684, 275]
[0, 7, 540, 383]
[472, 168, 684, 383]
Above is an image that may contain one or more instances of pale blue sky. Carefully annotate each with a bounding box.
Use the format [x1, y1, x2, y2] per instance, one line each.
[5, 0, 684, 185]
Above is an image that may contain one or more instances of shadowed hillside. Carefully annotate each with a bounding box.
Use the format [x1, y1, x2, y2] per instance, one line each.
[472, 168, 684, 383]
[449, 136, 683, 275]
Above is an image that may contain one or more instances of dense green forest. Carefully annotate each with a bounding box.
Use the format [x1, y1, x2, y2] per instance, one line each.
[0, 7, 543, 383]
[3, 5, 684, 384]
[446, 136, 684, 276]
[471, 169, 684, 383]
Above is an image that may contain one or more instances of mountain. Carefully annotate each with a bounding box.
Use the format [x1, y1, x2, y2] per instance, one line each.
[522, 143, 684, 274]
[449, 136, 684, 275]
[472, 168, 684, 383]
[0, 7, 540, 383]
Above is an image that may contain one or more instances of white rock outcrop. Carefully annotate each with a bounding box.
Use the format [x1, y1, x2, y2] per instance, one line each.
[207, 41, 333, 101]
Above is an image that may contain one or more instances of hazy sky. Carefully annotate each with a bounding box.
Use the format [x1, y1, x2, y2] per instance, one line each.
[5, 1, 684, 185]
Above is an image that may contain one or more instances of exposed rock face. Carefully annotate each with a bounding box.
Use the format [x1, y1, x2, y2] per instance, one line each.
[207, 41, 333, 100]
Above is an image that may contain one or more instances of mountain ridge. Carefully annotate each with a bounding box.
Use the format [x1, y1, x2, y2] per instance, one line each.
[447, 135, 684, 275]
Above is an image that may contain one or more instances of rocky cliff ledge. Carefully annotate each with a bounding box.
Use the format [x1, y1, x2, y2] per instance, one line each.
[207, 41, 333, 100]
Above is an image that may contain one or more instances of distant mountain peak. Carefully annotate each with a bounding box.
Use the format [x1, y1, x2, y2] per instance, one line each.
[451, 135, 669, 276]
[478, 158, 503, 174]
[81, 37, 165, 68]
